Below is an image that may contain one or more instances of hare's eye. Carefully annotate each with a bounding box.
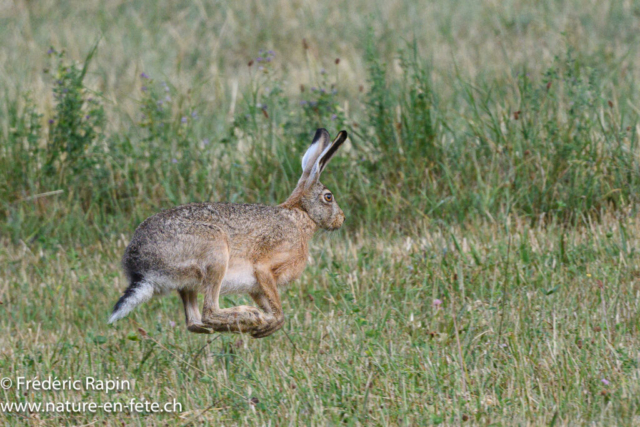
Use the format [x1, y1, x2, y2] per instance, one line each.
[323, 193, 333, 202]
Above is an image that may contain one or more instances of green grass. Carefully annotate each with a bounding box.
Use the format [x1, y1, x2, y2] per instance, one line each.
[2, 0, 640, 424]
[2, 0, 640, 242]
[2, 217, 640, 425]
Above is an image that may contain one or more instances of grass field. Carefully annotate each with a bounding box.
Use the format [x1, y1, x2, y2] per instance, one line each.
[2, 0, 640, 425]
[3, 218, 640, 425]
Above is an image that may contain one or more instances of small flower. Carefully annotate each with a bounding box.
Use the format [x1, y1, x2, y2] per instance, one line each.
[299, 100, 307, 106]
[172, 158, 178, 163]
[332, 89, 338, 95]
[320, 88, 326, 93]
[602, 378, 610, 386]
[140, 72, 150, 79]
[165, 95, 171, 102]
[331, 114, 337, 120]
[191, 111, 198, 119]
[265, 57, 272, 62]
[500, 343, 507, 348]
[169, 320, 176, 328]
[258, 66, 264, 71]
[256, 57, 263, 62]
[141, 86, 147, 92]
[320, 68, 326, 75]
[433, 299, 443, 308]
[311, 87, 317, 92]
[203, 138, 210, 146]
[268, 50, 275, 56]
[85, 115, 90, 119]
[181, 116, 187, 124]
[309, 101, 318, 107]
[47, 48, 54, 55]
[48, 119, 54, 124]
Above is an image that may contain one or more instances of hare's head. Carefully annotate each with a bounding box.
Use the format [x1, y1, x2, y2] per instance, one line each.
[285, 129, 347, 230]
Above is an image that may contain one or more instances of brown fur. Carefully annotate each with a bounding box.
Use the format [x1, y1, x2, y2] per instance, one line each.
[109, 129, 347, 338]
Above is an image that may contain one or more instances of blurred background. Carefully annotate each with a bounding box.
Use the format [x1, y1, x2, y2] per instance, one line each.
[2, 0, 640, 244]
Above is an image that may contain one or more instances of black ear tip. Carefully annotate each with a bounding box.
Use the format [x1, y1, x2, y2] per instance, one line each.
[312, 128, 329, 143]
[339, 130, 348, 139]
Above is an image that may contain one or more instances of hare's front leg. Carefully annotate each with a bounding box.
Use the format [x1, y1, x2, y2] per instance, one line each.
[248, 268, 285, 338]
[179, 289, 213, 334]
[200, 252, 271, 334]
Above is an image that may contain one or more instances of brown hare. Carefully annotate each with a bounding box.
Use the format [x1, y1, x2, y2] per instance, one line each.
[108, 129, 347, 338]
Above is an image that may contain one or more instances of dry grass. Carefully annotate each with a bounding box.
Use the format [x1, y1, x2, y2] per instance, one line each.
[2, 215, 640, 424]
[2, 0, 639, 122]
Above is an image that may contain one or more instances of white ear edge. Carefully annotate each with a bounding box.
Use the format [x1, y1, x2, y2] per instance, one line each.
[301, 129, 331, 173]
[307, 142, 334, 183]
[305, 130, 347, 187]
[301, 141, 324, 171]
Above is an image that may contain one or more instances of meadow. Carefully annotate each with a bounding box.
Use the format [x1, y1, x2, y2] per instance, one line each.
[1, 0, 640, 425]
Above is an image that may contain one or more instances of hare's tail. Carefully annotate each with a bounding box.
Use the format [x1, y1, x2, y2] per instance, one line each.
[108, 272, 154, 324]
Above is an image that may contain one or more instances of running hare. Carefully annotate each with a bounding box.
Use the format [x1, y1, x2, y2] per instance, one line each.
[108, 129, 347, 338]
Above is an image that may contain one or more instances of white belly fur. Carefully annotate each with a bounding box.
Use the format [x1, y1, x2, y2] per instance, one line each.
[146, 260, 258, 296]
[219, 261, 257, 295]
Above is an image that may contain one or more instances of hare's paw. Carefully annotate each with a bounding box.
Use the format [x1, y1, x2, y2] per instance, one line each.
[187, 322, 215, 334]
[251, 314, 284, 338]
[202, 306, 269, 333]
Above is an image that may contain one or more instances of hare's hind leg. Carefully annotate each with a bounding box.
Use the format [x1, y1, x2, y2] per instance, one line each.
[179, 290, 212, 334]
[200, 248, 271, 334]
[204, 305, 271, 334]
[248, 268, 284, 338]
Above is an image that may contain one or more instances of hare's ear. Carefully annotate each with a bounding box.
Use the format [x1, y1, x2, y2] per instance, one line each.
[301, 129, 331, 175]
[317, 130, 347, 174]
[305, 130, 347, 186]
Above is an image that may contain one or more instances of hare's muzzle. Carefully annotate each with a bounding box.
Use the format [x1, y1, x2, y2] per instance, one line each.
[332, 211, 345, 230]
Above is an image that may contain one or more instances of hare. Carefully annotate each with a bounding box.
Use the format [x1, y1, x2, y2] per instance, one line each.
[108, 129, 347, 338]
